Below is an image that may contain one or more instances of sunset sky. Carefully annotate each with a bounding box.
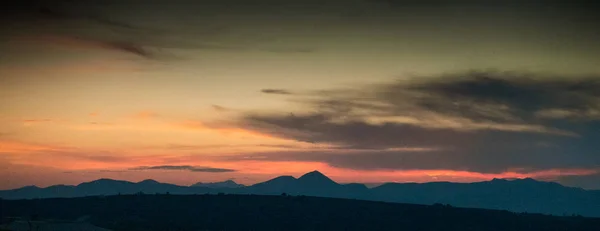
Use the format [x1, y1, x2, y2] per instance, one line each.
[1, 0, 599, 189]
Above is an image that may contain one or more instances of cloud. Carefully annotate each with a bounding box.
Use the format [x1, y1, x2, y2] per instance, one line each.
[219, 140, 600, 174]
[554, 172, 600, 190]
[130, 165, 236, 172]
[212, 105, 230, 112]
[29, 35, 155, 59]
[33, 3, 141, 30]
[231, 71, 600, 174]
[132, 111, 159, 119]
[21, 119, 54, 126]
[261, 89, 293, 95]
[241, 113, 576, 149]
[99, 40, 153, 58]
[403, 71, 600, 122]
[259, 47, 316, 54]
[0, 0, 157, 59]
[2, 0, 320, 60]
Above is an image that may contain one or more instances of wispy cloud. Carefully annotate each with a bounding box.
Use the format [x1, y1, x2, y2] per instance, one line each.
[212, 105, 231, 112]
[130, 165, 236, 172]
[132, 111, 159, 120]
[261, 89, 293, 95]
[5, 2, 160, 59]
[28, 35, 155, 58]
[21, 119, 55, 126]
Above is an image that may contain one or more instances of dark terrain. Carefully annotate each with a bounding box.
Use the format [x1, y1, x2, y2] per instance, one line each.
[2, 194, 600, 231]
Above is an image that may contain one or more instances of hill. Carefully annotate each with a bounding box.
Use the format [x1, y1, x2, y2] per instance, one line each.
[1, 194, 599, 231]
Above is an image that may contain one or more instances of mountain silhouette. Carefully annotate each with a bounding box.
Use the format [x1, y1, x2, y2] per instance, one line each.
[246, 175, 300, 194]
[297, 170, 338, 186]
[1, 171, 599, 217]
[245, 171, 358, 198]
[0, 178, 213, 199]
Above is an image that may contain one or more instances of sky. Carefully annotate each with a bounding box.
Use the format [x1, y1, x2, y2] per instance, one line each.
[1, 0, 599, 189]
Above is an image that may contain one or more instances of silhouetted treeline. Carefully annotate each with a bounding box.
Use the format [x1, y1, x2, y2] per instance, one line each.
[2, 194, 599, 231]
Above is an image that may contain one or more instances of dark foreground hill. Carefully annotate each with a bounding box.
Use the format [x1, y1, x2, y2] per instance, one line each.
[1, 194, 600, 231]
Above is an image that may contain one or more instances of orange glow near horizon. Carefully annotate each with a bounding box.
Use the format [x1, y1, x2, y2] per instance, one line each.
[1, 137, 598, 189]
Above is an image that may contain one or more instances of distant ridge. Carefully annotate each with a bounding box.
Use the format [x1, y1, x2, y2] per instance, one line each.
[1, 171, 599, 217]
[191, 180, 244, 188]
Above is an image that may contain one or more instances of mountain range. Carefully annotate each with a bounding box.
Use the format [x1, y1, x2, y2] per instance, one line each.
[2, 170, 599, 217]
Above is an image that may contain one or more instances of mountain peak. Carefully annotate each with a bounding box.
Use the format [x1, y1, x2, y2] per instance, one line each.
[300, 170, 326, 178]
[511, 177, 543, 184]
[78, 178, 132, 186]
[20, 185, 40, 190]
[89, 178, 120, 183]
[298, 170, 337, 185]
[268, 175, 297, 182]
[138, 179, 160, 184]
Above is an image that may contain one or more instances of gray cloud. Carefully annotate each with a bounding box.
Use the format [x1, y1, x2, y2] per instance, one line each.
[130, 165, 236, 173]
[221, 144, 600, 174]
[553, 172, 600, 190]
[100, 40, 154, 58]
[0, 1, 157, 59]
[244, 71, 600, 147]
[34, 3, 143, 31]
[404, 71, 600, 122]
[232, 71, 600, 174]
[1, 0, 320, 60]
[261, 89, 293, 95]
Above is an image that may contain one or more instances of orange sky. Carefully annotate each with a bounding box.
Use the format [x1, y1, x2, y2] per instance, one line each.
[1, 1, 600, 190]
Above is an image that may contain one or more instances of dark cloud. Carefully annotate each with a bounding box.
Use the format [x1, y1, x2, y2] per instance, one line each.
[34, 3, 141, 30]
[230, 115, 599, 173]
[222, 144, 600, 174]
[130, 165, 236, 173]
[258, 113, 578, 144]
[101, 40, 153, 58]
[1, 0, 320, 59]
[234, 71, 600, 174]
[261, 89, 293, 95]
[554, 172, 600, 190]
[0, 0, 157, 59]
[404, 71, 600, 122]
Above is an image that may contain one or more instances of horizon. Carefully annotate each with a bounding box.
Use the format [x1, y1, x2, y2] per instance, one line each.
[1, 169, 582, 191]
[1, 1, 600, 190]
